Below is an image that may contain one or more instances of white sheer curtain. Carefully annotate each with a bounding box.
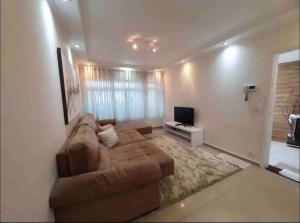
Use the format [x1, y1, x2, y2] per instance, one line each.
[79, 65, 164, 122]
[146, 72, 164, 119]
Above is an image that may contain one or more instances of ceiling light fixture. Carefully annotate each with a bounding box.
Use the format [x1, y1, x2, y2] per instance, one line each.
[62, 0, 72, 2]
[128, 36, 159, 53]
[132, 43, 138, 50]
[223, 42, 229, 46]
[74, 43, 80, 48]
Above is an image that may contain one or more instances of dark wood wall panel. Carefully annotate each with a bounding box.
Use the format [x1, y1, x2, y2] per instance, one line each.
[272, 61, 300, 141]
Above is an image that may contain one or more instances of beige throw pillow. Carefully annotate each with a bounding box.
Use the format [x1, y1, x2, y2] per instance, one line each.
[97, 127, 120, 148]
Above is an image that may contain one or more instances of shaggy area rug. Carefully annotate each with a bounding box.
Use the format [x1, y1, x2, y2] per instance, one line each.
[151, 135, 241, 207]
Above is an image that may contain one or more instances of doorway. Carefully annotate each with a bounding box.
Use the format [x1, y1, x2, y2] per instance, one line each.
[268, 49, 299, 182]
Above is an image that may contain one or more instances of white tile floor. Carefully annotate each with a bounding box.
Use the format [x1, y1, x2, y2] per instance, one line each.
[269, 140, 300, 174]
[134, 129, 300, 222]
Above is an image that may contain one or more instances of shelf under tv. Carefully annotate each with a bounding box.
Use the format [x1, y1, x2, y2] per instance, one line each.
[164, 121, 204, 147]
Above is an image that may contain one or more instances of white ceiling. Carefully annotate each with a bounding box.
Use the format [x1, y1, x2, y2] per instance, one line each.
[50, 0, 299, 69]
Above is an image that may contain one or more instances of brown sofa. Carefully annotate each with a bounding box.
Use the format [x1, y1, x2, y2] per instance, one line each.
[50, 114, 174, 222]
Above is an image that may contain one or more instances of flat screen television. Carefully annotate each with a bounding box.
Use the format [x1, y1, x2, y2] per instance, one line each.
[174, 107, 194, 126]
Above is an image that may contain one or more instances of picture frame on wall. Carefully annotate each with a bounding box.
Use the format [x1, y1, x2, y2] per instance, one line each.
[57, 47, 81, 124]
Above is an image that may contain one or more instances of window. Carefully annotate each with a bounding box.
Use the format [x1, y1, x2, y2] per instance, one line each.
[80, 66, 164, 122]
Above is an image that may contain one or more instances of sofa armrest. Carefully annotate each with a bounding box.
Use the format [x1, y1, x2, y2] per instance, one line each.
[49, 159, 161, 209]
[96, 119, 116, 126]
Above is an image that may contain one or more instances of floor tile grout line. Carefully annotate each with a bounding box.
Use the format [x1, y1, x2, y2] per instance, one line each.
[245, 169, 299, 188]
[147, 131, 300, 222]
[184, 181, 268, 222]
[151, 130, 249, 222]
[156, 173, 249, 222]
[213, 180, 246, 196]
[177, 180, 249, 222]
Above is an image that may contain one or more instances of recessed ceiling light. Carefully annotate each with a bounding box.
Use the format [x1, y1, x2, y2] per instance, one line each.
[223, 42, 229, 46]
[153, 39, 158, 43]
[152, 48, 157, 53]
[132, 43, 138, 50]
[62, 0, 72, 2]
[74, 43, 80, 48]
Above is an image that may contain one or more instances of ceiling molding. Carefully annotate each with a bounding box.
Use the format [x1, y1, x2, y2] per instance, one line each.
[163, 9, 300, 69]
[48, 0, 87, 61]
[50, 0, 299, 70]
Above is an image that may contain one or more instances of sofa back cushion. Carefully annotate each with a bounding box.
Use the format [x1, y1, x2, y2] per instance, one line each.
[56, 148, 72, 177]
[78, 113, 97, 131]
[67, 125, 100, 176]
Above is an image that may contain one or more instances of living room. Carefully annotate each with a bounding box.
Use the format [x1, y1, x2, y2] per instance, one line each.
[1, 0, 299, 222]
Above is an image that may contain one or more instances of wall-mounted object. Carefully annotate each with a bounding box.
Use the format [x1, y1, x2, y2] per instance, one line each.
[57, 47, 81, 124]
[243, 84, 256, 101]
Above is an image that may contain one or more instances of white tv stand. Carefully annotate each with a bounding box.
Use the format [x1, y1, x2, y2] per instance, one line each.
[164, 122, 204, 147]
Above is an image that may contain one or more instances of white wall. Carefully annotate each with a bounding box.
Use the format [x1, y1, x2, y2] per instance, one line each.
[1, 0, 79, 221]
[278, 49, 299, 63]
[163, 12, 299, 163]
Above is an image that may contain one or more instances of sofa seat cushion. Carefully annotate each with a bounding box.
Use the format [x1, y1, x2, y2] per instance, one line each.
[114, 122, 152, 135]
[116, 129, 145, 146]
[98, 146, 111, 170]
[109, 141, 174, 178]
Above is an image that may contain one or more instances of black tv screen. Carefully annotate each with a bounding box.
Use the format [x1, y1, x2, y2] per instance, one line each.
[174, 107, 194, 126]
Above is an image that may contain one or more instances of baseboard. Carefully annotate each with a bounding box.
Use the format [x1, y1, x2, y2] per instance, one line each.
[204, 143, 260, 166]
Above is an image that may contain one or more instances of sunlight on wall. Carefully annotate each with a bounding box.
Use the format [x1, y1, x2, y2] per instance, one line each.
[182, 62, 194, 84]
[222, 46, 238, 64]
[67, 46, 74, 67]
[183, 62, 191, 73]
[182, 62, 192, 79]
[181, 62, 195, 92]
[155, 71, 162, 80]
[213, 45, 241, 84]
[219, 46, 239, 70]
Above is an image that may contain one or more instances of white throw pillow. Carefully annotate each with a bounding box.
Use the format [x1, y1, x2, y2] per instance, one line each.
[98, 124, 113, 132]
[97, 127, 120, 148]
